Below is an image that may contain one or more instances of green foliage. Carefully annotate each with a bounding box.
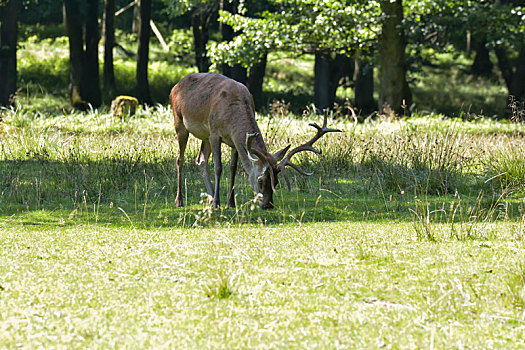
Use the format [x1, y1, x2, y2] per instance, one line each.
[18, 36, 70, 91]
[210, 0, 382, 67]
[15, 31, 195, 108]
[406, 0, 525, 51]
[167, 28, 194, 57]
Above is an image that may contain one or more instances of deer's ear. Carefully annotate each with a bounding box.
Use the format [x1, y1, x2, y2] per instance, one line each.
[273, 145, 291, 162]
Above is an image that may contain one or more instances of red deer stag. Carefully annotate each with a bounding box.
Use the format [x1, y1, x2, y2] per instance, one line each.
[170, 72, 340, 209]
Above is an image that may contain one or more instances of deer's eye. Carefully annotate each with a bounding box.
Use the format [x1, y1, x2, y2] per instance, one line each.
[257, 177, 263, 184]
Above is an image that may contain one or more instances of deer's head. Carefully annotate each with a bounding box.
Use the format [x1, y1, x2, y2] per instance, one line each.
[246, 114, 341, 210]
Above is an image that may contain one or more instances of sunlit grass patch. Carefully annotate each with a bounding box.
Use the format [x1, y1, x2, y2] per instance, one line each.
[1, 222, 525, 347]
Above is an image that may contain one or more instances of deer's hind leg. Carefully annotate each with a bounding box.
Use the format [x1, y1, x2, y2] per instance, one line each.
[175, 127, 189, 207]
[196, 140, 214, 202]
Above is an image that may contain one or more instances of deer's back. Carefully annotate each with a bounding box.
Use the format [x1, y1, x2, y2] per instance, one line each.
[170, 73, 256, 143]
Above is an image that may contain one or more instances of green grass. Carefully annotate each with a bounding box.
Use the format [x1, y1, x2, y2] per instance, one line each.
[2, 222, 525, 348]
[1, 32, 524, 347]
[2, 107, 525, 347]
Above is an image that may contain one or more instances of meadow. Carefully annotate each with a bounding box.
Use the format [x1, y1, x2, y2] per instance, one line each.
[1, 32, 525, 348]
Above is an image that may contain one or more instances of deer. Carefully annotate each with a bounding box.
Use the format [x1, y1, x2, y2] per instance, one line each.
[170, 72, 341, 210]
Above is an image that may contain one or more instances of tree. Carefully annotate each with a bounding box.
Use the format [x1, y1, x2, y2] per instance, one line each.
[102, 0, 116, 101]
[0, 0, 19, 107]
[136, 0, 152, 104]
[63, 0, 102, 109]
[220, 0, 246, 82]
[247, 54, 267, 110]
[471, 40, 493, 77]
[84, 0, 101, 106]
[164, 0, 219, 73]
[210, 0, 382, 112]
[459, 0, 525, 100]
[378, 0, 411, 115]
[406, 0, 525, 114]
[314, 53, 354, 110]
[191, 1, 217, 72]
[354, 59, 375, 114]
[497, 45, 525, 107]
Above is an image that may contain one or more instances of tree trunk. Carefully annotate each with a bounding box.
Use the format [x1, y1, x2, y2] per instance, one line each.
[496, 43, 525, 115]
[471, 40, 493, 77]
[0, 0, 19, 107]
[191, 4, 215, 73]
[247, 54, 267, 110]
[495, 46, 513, 90]
[378, 0, 412, 115]
[63, 0, 102, 109]
[102, 0, 116, 100]
[354, 60, 375, 115]
[83, 0, 101, 107]
[338, 54, 354, 87]
[314, 53, 335, 110]
[230, 66, 247, 84]
[136, 0, 152, 104]
[220, 0, 247, 83]
[509, 45, 525, 101]
[314, 52, 350, 110]
[132, 2, 140, 33]
[220, 0, 234, 76]
[63, 0, 85, 108]
[333, 54, 353, 99]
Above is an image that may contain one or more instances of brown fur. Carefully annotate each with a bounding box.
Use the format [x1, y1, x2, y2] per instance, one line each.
[170, 73, 279, 209]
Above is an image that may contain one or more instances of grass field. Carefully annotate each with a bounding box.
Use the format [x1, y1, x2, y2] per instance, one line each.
[2, 104, 525, 347]
[1, 32, 524, 348]
[2, 221, 525, 348]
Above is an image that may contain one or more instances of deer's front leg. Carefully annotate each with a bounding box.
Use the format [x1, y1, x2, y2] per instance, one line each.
[196, 140, 214, 201]
[210, 136, 222, 209]
[227, 148, 238, 208]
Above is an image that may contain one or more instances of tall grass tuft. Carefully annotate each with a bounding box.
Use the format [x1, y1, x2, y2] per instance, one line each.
[204, 271, 237, 299]
[486, 140, 525, 193]
[361, 124, 475, 195]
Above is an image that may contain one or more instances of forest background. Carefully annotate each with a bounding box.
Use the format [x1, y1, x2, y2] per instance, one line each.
[1, 0, 524, 118]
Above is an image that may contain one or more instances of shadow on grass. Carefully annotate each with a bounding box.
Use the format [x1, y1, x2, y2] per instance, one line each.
[0, 157, 519, 229]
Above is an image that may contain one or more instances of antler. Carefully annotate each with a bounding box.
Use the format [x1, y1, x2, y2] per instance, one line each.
[246, 133, 261, 162]
[277, 112, 341, 190]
